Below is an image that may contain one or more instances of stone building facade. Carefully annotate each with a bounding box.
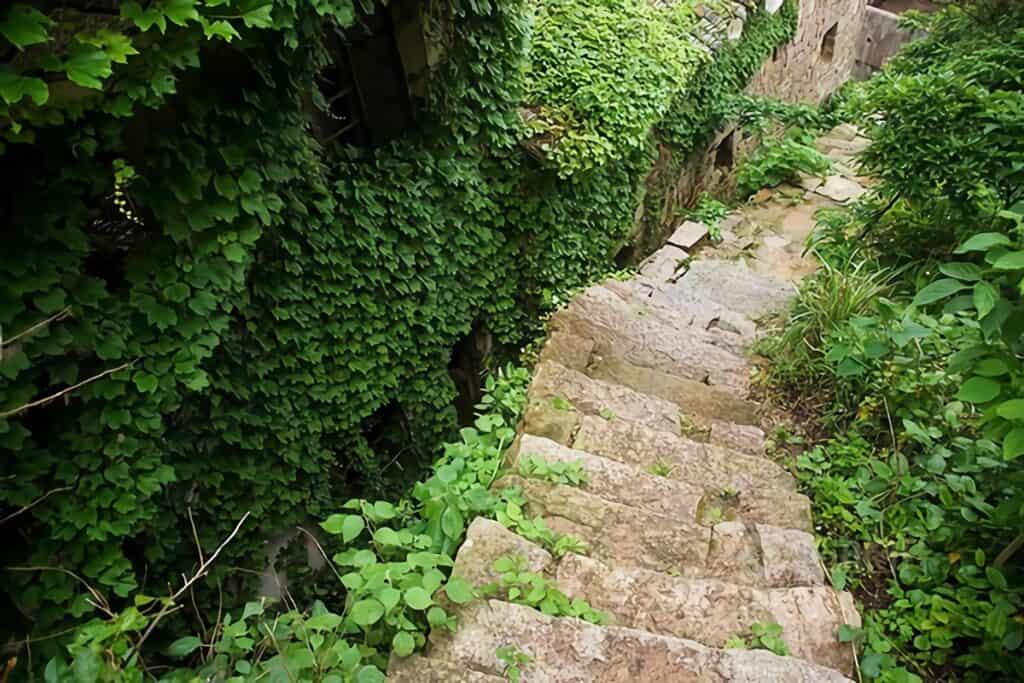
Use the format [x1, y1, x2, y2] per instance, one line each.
[748, 0, 867, 103]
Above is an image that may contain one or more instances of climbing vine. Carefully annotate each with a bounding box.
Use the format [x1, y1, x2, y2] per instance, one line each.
[0, 0, 794, 675]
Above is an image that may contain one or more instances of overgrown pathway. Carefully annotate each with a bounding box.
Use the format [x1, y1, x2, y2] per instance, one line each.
[389, 126, 872, 682]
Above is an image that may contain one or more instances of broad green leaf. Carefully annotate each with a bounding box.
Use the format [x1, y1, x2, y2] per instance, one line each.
[956, 376, 1001, 403]
[1, 5, 52, 49]
[938, 262, 983, 281]
[955, 232, 1011, 253]
[975, 358, 1009, 377]
[166, 635, 202, 657]
[986, 566, 1009, 590]
[974, 278, 999, 319]
[440, 504, 464, 539]
[164, 0, 200, 26]
[993, 251, 1024, 271]
[997, 399, 1024, 420]
[1004, 428, 1024, 461]
[349, 598, 384, 626]
[392, 631, 416, 657]
[444, 577, 474, 604]
[133, 372, 158, 393]
[354, 666, 385, 683]
[404, 586, 432, 610]
[913, 278, 966, 306]
[341, 514, 364, 543]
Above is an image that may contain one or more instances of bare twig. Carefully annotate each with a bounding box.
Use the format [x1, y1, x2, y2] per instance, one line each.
[0, 487, 73, 526]
[187, 508, 206, 566]
[130, 512, 251, 658]
[0, 361, 134, 418]
[1, 307, 72, 355]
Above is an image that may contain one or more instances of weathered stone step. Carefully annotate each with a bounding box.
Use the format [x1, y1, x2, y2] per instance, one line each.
[524, 361, 681, 442]
[585, 353, 760, 427]
[388, 655, 505, 682]
[576, 283, 749, 355]
[497, 476, 823, 587]
[556, 554, 859, 676]
[572, 415, 797, 494]
[512, 434, 702, 523]
[670, 259, 795, 319]
[409, 599, 854, 682]
[602, 276, 759, 343]
[550, 289, 752, 390]
[514, 434, 810, 532]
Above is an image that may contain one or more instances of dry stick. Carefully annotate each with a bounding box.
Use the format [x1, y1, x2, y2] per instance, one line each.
[130, 512, 252, 659]
[0, 486, 73, 526]
[0, 361, 135, 419]
[1, 307, 72, 355]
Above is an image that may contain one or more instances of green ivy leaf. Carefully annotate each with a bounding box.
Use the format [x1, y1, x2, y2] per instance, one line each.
[64, 44, 113, 90]
[996, 399, 1024, 420]
[163, 0, 200, 27]
[133, 372, 158, 393]
[1, 5, 52, 50]
[0, 66, 48, 105]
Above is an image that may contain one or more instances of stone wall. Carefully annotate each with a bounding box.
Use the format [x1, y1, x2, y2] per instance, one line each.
[748, 0, 866, 103]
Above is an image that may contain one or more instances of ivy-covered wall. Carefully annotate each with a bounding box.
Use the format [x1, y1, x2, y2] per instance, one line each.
[0, 0, 796, 642]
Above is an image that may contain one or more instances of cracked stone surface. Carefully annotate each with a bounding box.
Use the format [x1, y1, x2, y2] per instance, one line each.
[388, 129, 866, 681]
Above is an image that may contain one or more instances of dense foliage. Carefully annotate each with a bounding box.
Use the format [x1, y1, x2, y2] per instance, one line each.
[761, 3, 1024, 680]
[0, 0, 795, 677]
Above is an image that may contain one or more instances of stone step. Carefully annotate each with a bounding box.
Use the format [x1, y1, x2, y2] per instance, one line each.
[709, 419, 767, 456]
[524, 361, 682, 442]
[670, 259, 795, 319]
[572, 415, 797, 494]
[581, 283, 749, 355]
[602, 276, 759, 343]
[388, 655, 505, 682]
[584, 353, 761, 428]
[443, 520, 854, 675]
[551, 290, 751, 390]
[514, 434, 810, 532]
[418, 600, 854, 682]
[556, 554, 859, 676]
[513, 434, 702, 522]
[497, 476, 823, 587]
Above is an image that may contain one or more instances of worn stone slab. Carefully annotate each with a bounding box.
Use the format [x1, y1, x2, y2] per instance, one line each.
[669, 259, 795, 319]
[602, 277, 758, 343]
[551, 296, 751, 390]
[586, 354, 760, 426]
[454, 518, 553, 588]
[815, 175, 867, 203]
[521, 396, 579, 446]
[709, 420, 766, 455]
[757, 524, 826, 587]
[556, 554, 859, 675]
[427, 600, 855, 682]
[529, 361, 681, 436]
[667, 220, 710, 249]
[513, 434, 702, 522]
[574, 416, 796, 493]
[536, 328, 593, 373]
[388, 655, 506, 682]
[638, 244, 688, 281]
[495, 475, 712, 576]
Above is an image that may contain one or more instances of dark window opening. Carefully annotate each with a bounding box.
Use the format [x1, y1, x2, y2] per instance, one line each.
[821, 22, 838, 63]
[448, 323, 493, 427]
[714, 132, 735, 170]
[313, 3, 422, 148]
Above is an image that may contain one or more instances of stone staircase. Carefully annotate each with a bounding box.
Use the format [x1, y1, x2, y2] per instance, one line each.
[389, 125, 870, 682]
